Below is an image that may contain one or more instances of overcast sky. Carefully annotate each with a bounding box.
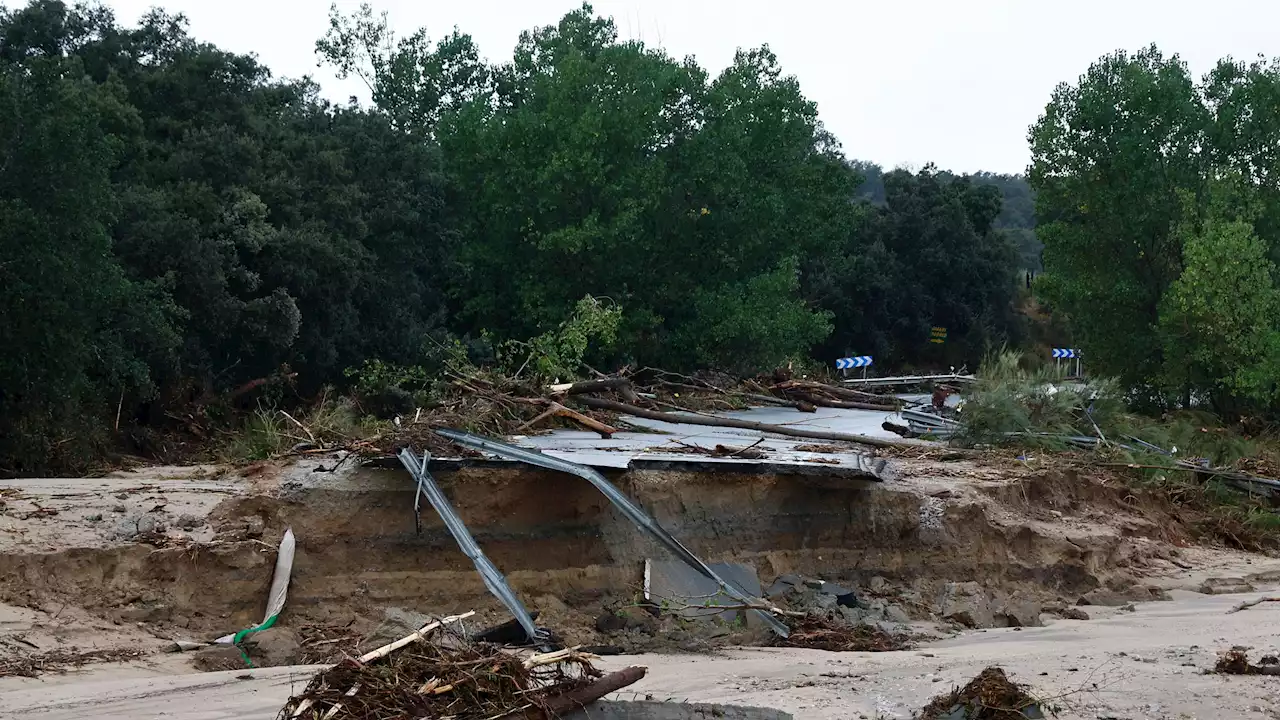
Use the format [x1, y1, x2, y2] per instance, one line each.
[60, 0, 1280, 174]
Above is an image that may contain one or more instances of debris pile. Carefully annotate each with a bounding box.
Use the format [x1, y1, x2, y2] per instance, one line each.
[1214, 648, 1280, 675]
[0, 646, 150, 678]
[777, 615, 908, 652]
[919, 666, 1045, 719]
[279, 615, 646, 720]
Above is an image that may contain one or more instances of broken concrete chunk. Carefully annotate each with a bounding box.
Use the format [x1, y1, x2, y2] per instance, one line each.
[646, 560, 762, 623]
[868, 576, 889, 594]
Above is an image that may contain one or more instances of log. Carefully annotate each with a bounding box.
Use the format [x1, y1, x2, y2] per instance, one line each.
[517, 400, 618, 438]
[782, 390, 896, 412]
[574, 397, 911, 449]
[776, 380, 896, 404]
[505, 666, 648, 719]
[553, 377, 641, 404]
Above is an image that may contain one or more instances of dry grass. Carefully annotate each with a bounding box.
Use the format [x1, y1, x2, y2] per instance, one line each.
[776, 615, 909, 652]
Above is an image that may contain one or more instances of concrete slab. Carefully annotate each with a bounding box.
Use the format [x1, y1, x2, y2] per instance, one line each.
[645, 559, 762, 622]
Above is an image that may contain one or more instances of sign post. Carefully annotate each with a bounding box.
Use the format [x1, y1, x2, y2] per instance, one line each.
[836, 356, 874, 379]
[1051, 348, 1082, 377]
[930, 326, 947, 345]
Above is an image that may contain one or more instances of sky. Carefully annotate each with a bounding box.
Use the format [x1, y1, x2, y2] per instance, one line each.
[48, 0, 1280, 174]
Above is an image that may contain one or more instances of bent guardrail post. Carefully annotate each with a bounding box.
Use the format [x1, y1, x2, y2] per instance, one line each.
[434, 428, 792, 638]
[397, 448, 546, 645]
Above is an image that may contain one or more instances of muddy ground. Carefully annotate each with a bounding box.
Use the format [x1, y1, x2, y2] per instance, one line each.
[2, 449, 1280, 718]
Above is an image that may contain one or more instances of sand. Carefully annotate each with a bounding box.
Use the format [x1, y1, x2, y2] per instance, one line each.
[5, 586, 1280, 719]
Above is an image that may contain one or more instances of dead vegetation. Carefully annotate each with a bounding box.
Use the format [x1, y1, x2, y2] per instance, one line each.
[0, 646, 151, 678]
[920, 666, 1045, 719]
[776, 615, 909, 652]
[278, 621, 645, 720]
[1214, 648, 1280, 675]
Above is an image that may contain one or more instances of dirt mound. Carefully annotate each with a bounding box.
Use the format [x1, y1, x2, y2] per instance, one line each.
[920, 666, 1043, 719]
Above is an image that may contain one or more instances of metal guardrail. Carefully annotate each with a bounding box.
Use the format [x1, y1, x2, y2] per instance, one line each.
[397, 449, 547, 645]
[842, 373, 977, 388]
[435, 428, 792, 637]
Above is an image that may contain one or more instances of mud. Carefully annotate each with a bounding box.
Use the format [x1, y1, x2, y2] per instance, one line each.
[0, 453, 1217, 654]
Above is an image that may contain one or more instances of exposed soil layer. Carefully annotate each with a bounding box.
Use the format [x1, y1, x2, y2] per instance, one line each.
[0, 455, 1230, 649]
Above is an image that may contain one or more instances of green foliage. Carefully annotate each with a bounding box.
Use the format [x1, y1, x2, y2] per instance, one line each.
[953, 351, 1126, 448]
[1030, 45, 1280, 417]
[1159, 200, 1280, 410]
[0, 0, 1029, 474]
[502, 296, 622, 381]
[805, 167, 1021, 368]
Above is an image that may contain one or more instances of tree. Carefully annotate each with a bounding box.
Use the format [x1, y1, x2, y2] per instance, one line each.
[322, 3, 853, 371]
[1029, 45, 1210, 394]
[0, 33, 177, 472]
[1160, 190, 1280, 412]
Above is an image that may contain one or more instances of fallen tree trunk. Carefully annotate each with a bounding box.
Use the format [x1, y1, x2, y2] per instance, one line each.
[574, 397, 911, 449]
[775, 380, 898, 404]
[505, 666, 648, 719]
[558, 377, 639, 400]
[781, 390, 896, 412]
[517, 400, 617, 439]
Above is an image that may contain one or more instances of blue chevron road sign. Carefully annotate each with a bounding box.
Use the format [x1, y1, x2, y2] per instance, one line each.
[836, 356, 873, 370]
[1052, 348, 1080, 359]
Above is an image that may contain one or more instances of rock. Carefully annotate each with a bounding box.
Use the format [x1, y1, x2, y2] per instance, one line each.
[868, 576, 889, 594]
[1077, 588, 1133, 607]
[819, 581, 853, 597]
[939, 582, 995, 628]
[1118, 603, 1136, 613]
[244, 628, 301, 667]
[242, 516, 266, 538]
[765, 574, 804, 598]
[1199, 577, 1255, 595]
[192, 645, 246, 672]
[1057, 607, 1090, 621]
[112, 505, 127, 513]
[838, 606, 867, 625]
[595, 612, 627, 633]
[113, 604, 170, 624]
[364, 607, 434, 649]
[884, 604, 912, 624]
[175, 514, 203, 530]
[621, 610, 658, 634]
[998, 598, 1044, 628]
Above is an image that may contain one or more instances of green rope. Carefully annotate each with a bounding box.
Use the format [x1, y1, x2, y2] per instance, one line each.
[231, 612, 280, 668]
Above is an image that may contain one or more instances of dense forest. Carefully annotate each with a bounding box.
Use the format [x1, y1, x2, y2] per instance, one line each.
[1029, 45, 1280, 417]
[0, 1, 1031, 474]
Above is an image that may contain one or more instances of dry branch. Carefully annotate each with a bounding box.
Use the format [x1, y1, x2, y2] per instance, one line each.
[1227, 597, 1280, 614]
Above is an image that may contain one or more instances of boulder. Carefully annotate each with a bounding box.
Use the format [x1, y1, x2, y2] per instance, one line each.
[997, 598, 1044, 628]
[939, 582, 995, 628]
[192, 644, 247, 672]
[244, 627, 301, 667]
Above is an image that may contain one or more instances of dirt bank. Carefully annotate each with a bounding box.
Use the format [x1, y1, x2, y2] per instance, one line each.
[0, 451, 1247, 653]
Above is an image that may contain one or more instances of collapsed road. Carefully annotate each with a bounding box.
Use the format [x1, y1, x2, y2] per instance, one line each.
[2, 401, 1280, 718]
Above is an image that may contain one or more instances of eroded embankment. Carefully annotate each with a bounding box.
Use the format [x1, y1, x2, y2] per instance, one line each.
[0, 460, 1190, 642]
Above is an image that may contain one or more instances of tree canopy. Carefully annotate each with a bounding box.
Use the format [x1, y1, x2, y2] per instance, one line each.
[0, 0, 1025, 474]
[1030, 45, 1280, 414]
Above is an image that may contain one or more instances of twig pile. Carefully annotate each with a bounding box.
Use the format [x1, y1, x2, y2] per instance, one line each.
[0, 646, 150, 678]
[1215, 648, 1280, 675]
[776, 615, 909, 652]
[279, 636, 598, 720]
[919, 667, 1044, 719]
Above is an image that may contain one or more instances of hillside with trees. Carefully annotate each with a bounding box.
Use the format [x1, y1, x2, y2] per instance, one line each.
[0, 0, 1025, 475]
